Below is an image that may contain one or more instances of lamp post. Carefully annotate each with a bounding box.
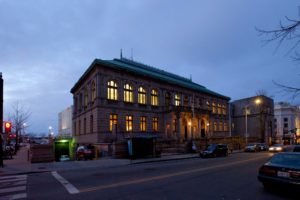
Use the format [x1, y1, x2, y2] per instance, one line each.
[245, 105, 249, 146]
[206, 122, 210, 148]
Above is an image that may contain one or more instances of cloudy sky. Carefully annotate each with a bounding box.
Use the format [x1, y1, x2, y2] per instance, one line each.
[1, 0, 299, 134]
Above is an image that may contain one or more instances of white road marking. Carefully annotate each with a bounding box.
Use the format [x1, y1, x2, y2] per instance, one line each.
[0, 177, 27, 184]
[0, 185, 26, 193]
[0, 175, 27, 180]
[0, 180, 27, 187]
[0, 192, 27, 200]
[51, 171, 80, 194]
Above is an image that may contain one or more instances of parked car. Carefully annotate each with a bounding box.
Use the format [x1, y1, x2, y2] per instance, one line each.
[200, 144, 228, 158]
[257, 143, 268, 151]
[284, 145, 300, 152]
[257, 152, 300, 190]
[244, 143, 261, 152]
[76, 145, 94, 160]
[269, 144, 284, 152]
[59, 155, 70, 162]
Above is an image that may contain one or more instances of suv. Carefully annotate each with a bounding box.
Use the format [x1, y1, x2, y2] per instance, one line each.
[200, 144, 229, 158]
[76, 145, 95, 160]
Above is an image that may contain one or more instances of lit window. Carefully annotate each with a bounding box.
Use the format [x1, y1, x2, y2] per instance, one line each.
[213, 122, 217, 131]
[175, 94, 181, 106]
[124, 84, 133, 103]
[140, 116, 147, 132]
[151, 89, 158, 106]
[138, 87, 147, 104]
[212, 103, 217, 113]
[91, 81, 96, 102]
[206, 101, 210, 110]
[107, 81, 118, 100]
[153, 117, 158, 132]
[217, 104, 222, 114]
[219, 122, 223, 131]
[126, 115, 133, 132]
[109, 114, 118, 132]
[84, 87, 88, 107]
[224, 122, 228, 131]
[222, 105, 226, 115]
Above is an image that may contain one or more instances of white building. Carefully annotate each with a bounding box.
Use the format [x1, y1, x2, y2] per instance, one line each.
[58, 106, 73, 138]
[274, 102, 300, 144]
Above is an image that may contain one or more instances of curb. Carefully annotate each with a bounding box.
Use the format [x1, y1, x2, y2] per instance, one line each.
[130, 155, 200, 165]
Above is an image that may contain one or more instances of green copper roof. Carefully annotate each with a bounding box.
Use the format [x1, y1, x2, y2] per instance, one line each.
[71, 58, 230, 100]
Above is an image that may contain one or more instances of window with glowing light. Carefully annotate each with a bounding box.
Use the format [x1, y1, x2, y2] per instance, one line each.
[151, 89, 158, 106]
[138, 87, 147, 104]
[217, 104, 222, 114]
[152, 117, 158, 132]
[213, 122, 217, 131]
[175, 94, 181, 106]
[126, 115, 133, 132]
[212, 103, 217, 113]
[206, 101, 210, 110]
[140, 116, 147, 132]
[224, 122, 228, 131]
[124, 84, 133, 103]
[222, 105, 227, 115]
[109, 114, 118, 132]
[107, 80, 118, 100]
[219, 122, 223, 131]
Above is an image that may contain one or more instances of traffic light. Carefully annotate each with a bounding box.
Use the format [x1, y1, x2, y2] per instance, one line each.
[4, 122, 12, 133]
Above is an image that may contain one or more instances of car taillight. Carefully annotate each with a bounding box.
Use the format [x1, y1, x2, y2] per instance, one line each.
[259, 166, 277, 175]
[289, 171, 300, 179]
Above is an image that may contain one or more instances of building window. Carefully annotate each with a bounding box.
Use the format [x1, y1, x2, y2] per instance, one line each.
[173, 119, 177, 132]
[78, 120, 81, 135]
[183, 96, 189, 107]
[284, 118, 288, 122]
[138, 86, 147, 104]
[206, 101, 210, 110]
[224, 122, 228, 131]
[212, 103, 217, 114]
[84, 118, 87, 134]
[217, 104, 222, 114]
[84, 87, 88, 107]
[175, 94, 181, 106]
[109, 114, 118, 132]
[140, 116, 147, 132]
[107, 80, 118, 100]
[124, 84, 133, 103]
[222, 105, 226, 115]
[284, 123, 288, 128]
[91, 81, 96, 102]
[151, 89, 159, 106]
[219, 122, 223, 131]
[90, 115, 93, 133]
[153, 117, 158, 132]
[213, 122, 217, 131]
[126, 115, 133, 132]
[165, 92, 171, 106]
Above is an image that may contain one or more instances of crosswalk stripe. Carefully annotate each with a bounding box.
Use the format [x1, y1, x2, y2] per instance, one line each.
[0, 177, 27, 183]
[52, 171, 80, 194]
[0, 192, 27, 200]
[0, 180, 26, 187]
[0, 185, 26, 194]
[0, 175, 27, 180]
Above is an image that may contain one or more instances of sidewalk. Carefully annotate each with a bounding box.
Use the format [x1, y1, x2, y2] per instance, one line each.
[0, 146, 243, 176]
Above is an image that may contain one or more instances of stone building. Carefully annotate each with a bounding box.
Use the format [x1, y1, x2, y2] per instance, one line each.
[70, 58, 230, 145]
[274, 102, 300, 144]
[230, 95, 274, 144]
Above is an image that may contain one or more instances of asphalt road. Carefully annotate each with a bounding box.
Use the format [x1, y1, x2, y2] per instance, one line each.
[24, 152, 297, 200]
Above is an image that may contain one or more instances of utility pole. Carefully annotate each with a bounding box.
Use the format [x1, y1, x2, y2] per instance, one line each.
[0, 72, 4, 167]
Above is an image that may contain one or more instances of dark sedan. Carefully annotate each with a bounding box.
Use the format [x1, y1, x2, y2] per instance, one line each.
[257, 152, 300, 190]
[200, 144, 228, 158]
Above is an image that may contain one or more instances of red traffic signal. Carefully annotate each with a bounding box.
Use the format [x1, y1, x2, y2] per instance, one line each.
[4, 122, 12, 133]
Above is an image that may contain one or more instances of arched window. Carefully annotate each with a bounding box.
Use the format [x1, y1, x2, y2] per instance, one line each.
[175, 94, 181, 106]
[124, 84, 133, 103]
[91, 81, 96, 102]
[107, 80, 118, 100]
[151, 89, 158, 106]
[84, 87, 88, 107]
[165, 92, 171, 106]
[138, 86, 147, 104]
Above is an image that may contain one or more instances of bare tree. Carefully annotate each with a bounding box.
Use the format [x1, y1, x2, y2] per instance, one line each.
[257, 16, 300, 98]
[8, 102, 31, 150]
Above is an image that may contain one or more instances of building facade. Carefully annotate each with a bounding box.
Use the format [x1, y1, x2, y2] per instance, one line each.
[58, 106, 73, 138]
[274, 102, 300, 144]
[70, 58, 230, 145]
[231, 95, 274, 144]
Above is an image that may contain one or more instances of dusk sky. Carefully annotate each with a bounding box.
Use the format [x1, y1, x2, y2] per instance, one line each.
[1, 0, 299, 134]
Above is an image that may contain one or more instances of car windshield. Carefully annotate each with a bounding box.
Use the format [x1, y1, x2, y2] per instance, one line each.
[269, 153, 300, 167]
[207, 144, 216, 151]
